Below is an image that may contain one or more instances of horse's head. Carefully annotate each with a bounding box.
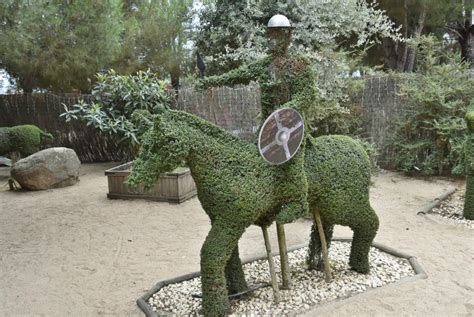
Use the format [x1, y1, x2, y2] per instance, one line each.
[127, 110, 191, 189]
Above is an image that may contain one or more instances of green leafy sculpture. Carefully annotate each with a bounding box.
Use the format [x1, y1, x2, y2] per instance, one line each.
[128, 108, 378, 316]
[0, 124, 53, 157]
[464, 104, 474, 220]
[196, 15, 316, 225]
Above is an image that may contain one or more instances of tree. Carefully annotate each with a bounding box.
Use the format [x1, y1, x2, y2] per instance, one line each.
[0, 0, 124, 93]
[195, 0, 401, 132]
[194, 0, 257, 75]
[123, 0, 194, 90]
[374, 0, 473, 71]
[197, 0, 400, 75]
[447, 2, 474, 66]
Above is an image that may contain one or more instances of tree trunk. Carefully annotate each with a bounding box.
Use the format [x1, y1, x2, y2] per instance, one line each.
[382, 38, 399, 70]
[404, 7, 427, 72]
[396, 0, 409, 71]
[383, 0, 408, 71]
[170, 64, 180, 92]
[458, 21, 474, 67]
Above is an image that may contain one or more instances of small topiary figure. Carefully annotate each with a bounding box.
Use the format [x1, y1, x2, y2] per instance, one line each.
[464, 105, 474, 220]
[128, 108, 378, 316]
[0, 125, 53, 157]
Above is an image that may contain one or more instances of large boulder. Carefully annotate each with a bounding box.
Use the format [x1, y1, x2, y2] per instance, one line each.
[11, 147, 81, 190]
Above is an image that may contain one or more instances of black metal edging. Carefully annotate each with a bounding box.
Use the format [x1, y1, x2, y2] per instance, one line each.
[136, 238, 427, 317]
[417, 188, 457, 215]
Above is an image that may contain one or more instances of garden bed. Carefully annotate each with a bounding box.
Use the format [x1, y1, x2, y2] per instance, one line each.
[138, 239, 426, 316]
[105, 162, 197, 203]
[428, 190, 473, 229]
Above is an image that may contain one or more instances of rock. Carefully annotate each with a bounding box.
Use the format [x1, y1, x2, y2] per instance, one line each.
[11, 147, 80, 190]
[0, 156, 12, 167]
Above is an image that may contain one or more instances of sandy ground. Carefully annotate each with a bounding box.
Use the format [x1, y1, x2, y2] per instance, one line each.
[0, 163, 472, 317]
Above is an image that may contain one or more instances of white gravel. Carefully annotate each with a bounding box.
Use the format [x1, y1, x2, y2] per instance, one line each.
[429, 191, 473, 229]
[147, 241, 415, 315]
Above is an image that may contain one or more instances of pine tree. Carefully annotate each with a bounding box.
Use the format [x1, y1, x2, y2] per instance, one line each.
[0, 0, 124, 93]
[133, 0, 193, 90]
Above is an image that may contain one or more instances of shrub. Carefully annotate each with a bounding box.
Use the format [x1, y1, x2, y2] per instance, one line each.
[61, 69, 172, 145]
[389, 36, 474, 176]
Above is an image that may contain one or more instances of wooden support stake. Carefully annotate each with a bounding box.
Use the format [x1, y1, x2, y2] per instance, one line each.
[276, 223, 291, 289]
[261, 226, 280, 303]
[312, 208, 332, 283]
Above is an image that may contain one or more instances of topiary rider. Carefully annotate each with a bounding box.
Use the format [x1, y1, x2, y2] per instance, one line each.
[197, 14, 315, 225]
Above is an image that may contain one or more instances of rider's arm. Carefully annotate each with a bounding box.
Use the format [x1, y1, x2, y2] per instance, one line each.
[195, 58, 266, 89]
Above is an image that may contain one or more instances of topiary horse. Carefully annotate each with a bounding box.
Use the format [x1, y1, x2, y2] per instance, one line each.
[128, 109, 378, 316]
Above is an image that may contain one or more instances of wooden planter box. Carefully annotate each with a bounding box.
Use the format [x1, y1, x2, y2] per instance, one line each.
[105, 162, 197, 203]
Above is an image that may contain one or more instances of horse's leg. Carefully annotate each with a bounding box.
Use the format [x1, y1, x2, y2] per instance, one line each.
[206, 215, 247, 295]
[225, 245, 248, 294]
[201, 220, 245, 316]
[349, 205, 379, 273]
[307, 211, 334, 271]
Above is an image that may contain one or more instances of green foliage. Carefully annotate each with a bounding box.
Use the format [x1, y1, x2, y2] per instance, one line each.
[464, 104, 474, 220]
[61, 70, 172, 145]
[389, 36, 474, 175]
[197, 0, 400, 74]
[369, 0, 469, 71]
[0, 125, 53, 157]
[0, 0, 201, 92]
[128, 108, 378, 316]
[123, 0, 194, 88]
[0, 0, 124, 92]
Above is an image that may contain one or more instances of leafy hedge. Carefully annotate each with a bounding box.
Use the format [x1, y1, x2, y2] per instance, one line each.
[388, 36, 474, 176]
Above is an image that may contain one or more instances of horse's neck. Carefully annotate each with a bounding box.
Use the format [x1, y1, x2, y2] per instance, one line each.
[185, 133, 219, 168]
[167, 110, 259, 175]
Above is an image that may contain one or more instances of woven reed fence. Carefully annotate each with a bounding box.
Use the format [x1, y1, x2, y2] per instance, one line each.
[0, 77, 407, 162]
[176, 84, 261, 141]
[0, 93, 134, 162]
[353, 75, 404, 161]
[0, 85, 261, 162]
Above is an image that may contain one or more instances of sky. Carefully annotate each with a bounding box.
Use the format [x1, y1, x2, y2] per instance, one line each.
[0, 69, 14, 94]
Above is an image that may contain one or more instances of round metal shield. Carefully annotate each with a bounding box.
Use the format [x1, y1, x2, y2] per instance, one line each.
[258, 108, 304, 165]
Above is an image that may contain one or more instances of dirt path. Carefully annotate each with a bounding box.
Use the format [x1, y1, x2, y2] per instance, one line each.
[0, 164, 472, 316]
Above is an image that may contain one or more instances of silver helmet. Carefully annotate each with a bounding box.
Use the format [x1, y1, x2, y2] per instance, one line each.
[267, 14, 291, 28]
